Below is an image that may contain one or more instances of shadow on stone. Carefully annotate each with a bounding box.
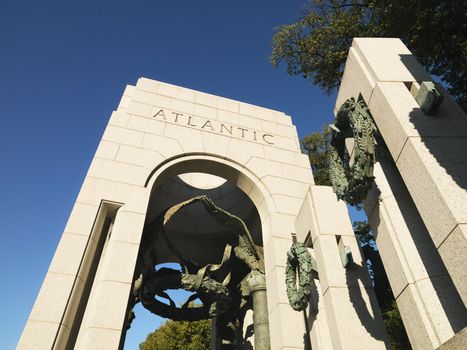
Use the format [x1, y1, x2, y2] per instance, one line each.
[375, 144, 467, 334]
[398, 55, 466, 191]
[345, 267, 388, 342]
[406, 104, 466, 193]
[305, 272, 319, 349]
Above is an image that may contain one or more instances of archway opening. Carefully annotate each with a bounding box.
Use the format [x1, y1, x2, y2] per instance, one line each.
[144, 172, 262, 264]
[125, 162, 266, 349]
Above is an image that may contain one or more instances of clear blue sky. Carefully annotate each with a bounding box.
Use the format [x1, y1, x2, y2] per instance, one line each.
[0, 1, 347, 348]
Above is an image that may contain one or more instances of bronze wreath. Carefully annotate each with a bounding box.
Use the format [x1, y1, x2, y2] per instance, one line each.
[329, 97, 377, 205]
[285, 242, 316, 312]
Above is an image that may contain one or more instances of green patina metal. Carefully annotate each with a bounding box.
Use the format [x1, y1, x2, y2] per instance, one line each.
[340, 245, 354, 268]
[285, 242, 317, 312]
[133, 195, 268, 348]
[415, 81, 444, 115]
[329, 97, 377, 205]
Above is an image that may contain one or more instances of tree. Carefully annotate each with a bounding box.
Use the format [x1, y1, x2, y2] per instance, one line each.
[383, 301, 412, 350]
[301, 125, 332, 186]
[139, 319, 211, 350]
[271, 0, 467, 110]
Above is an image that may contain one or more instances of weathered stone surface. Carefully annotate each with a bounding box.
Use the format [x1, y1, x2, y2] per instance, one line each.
[294, 183, 389, 349]
[353, 37, 431, 83]
[48, 232, 93, 277]
[438, 224, 467, 306]
[437, 327, 467, 350]
[336, 38, 467, 350]
[28, 272, 77, 324]
[309, 186, 355, 239]
[323, 286, 389, 349]
[95, 140, 120, 160]
[17, 320, 66, 350]
[21, 76, 388, 349]
[334, 47, 375, 113]
[269, 303, 306, 350]
[396, 137, 467, 246]
[369, 82, 467, 161]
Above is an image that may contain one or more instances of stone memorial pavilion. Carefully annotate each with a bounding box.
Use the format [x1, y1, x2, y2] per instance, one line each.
[19, 38, 466, 349]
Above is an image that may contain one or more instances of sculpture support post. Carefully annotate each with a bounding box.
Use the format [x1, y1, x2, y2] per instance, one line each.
[248, 271, 270, 350]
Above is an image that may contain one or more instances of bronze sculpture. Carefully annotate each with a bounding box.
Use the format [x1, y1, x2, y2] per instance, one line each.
[131, 195, 268, 349]
[329, 97, 377, 205]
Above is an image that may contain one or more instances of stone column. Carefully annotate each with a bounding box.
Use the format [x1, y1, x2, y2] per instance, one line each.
[17, 201, 113, 350]
[295, 186, 390, 349]
[74, 207, 146, 349]
[248, 270, 270, 350]
[334, 37, 467, 306]
[363, 150, 466, 349]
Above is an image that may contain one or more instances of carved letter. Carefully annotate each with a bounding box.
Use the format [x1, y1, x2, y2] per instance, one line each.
[153, 109, 166, 120]
[201, 120, 214, 131]
[220, 124, 233, 135]
[238, 127, 248, 138]
[172, 112, 183, 123]
[262, 134, 274, 145]
[187, 116, 197, 127]
[253, 130, 257, 141]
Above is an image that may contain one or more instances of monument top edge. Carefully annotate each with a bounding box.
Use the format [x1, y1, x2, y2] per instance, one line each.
[134, 76, 290, 117]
